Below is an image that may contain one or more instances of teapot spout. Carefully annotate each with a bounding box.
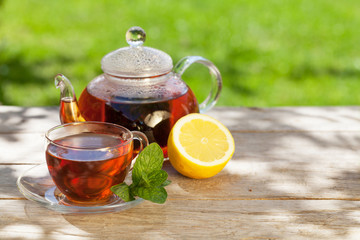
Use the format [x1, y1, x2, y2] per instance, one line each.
[55, 74, 85, 123]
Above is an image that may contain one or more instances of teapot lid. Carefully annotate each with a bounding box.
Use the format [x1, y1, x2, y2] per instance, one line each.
[101, 26, 173, 78]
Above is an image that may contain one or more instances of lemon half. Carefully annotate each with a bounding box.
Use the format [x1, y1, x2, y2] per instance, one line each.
[167, 113, 235, 179]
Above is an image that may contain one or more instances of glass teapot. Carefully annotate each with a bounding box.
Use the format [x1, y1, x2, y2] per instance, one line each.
[55, 26, 222, 157]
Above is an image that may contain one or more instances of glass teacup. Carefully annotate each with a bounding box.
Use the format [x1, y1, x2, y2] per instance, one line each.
[45, 121, 148, 205]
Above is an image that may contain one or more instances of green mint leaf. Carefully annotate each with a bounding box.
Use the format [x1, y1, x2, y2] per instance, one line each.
[161, 180, 172, 187]
[134, 186, 168, 204]
[131, 169, 168, 189]
[147, 170, 168, 186]
[132, 143, 164, 186]
[111, 183, 135, 202]
[131, 170, 168, 190]
[111, 143, 171, 204]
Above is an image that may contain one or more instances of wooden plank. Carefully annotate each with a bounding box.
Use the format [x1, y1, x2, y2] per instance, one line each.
[1, 199, 360, 239]
[2, 131, 360, 197]
[3, 131, 360, 199]
[1, 106, 360, 134]
[2, 128, 359, 164]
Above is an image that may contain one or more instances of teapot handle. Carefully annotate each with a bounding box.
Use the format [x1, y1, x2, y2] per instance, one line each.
[173, 56, 222, 113]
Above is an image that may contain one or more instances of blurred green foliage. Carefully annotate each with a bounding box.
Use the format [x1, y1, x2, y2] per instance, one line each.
[0, 0, 359, 106]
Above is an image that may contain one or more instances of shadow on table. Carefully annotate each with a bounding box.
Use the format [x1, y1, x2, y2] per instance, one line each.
[0, 107, 58, 140]
[0, 166, 21, 198]
[207, 107, 360, 238]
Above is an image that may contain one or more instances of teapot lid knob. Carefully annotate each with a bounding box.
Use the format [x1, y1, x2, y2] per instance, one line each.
[126, 26, 146, 47]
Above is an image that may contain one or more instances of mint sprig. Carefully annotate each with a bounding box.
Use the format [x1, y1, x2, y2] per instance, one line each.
[111, 143, 171, 204]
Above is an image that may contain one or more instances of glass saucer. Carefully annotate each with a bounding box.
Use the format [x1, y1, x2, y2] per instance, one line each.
[17, 164, 143, 214]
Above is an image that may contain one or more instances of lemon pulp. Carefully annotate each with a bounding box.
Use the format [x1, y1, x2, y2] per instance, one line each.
[168, 113, 235, 179]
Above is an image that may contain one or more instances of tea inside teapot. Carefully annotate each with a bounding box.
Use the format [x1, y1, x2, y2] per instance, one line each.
[77, 75, 199, 157]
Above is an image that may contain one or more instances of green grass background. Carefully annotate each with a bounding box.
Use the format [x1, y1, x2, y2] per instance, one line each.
[0, 0, 359, 107]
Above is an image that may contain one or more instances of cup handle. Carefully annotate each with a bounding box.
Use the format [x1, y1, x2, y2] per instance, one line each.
[130, 131, 149, 169]
[173, 56, 222, 113]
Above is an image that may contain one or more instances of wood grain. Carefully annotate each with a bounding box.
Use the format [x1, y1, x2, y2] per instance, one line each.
[1, 200, 360, 239]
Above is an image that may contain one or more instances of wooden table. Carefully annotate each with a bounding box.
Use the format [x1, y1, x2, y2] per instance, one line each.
[1, 106, 360, 239]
